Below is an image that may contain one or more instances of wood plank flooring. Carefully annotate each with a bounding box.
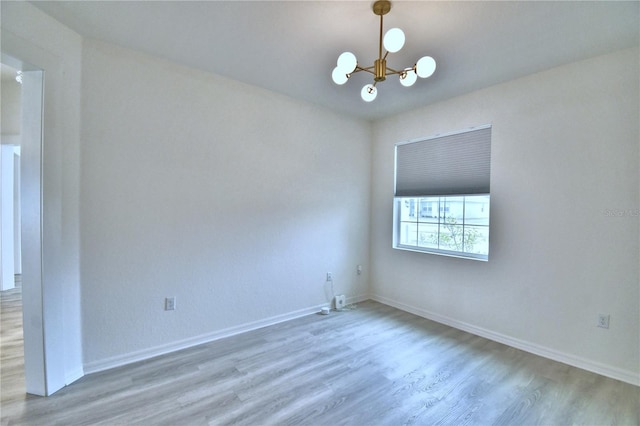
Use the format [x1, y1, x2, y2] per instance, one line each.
[1, 284, 639, 425]
[0, 280, 25, 408]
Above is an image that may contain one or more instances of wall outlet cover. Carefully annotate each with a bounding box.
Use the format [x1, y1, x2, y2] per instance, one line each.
[165, 297, 176, 311]
[597, 314, 610, 329]
[334, 294, 346, 310]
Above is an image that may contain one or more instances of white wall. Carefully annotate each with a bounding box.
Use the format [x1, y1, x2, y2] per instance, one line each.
[1, 68, 23, 275]
[1, 68, 23, 278]
[0, 145, 22, 288]
[80, 40, 371, 370]
[370, 48, 639, 385]
[13, 147, 21, 274]
[1, 1, 84, 394]
[1, 144, 16, 290]
[1, 72, 22, 135]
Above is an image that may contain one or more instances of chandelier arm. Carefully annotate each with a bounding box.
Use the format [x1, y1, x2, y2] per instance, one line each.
[385, 66, 409, 76]
[353, 66, 376, 76]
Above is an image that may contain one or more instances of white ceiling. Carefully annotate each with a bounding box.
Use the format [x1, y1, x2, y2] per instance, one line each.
[31, 1, 639, 121]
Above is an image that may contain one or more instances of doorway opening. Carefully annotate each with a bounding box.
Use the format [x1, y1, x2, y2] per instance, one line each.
[1, 62, 22, 291]
[0, 57, 45, 397]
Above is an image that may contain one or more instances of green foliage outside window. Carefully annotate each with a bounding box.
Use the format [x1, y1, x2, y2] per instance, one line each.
[423, 216, 480, 252]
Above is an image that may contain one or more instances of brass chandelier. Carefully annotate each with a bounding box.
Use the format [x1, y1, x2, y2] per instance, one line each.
[331, 0, 436, 102]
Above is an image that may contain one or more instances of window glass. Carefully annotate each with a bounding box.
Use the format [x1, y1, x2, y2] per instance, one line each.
[418, 197, 439, 223]
[463, 226, 489, 255]
[400, 198, 417, 222]
[417, 223, 439, 249]
[465, 195, 490, 226]
[394, 195, 490, 261]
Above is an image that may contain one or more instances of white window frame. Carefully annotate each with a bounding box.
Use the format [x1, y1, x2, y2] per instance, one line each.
[393, 195, 490, 261]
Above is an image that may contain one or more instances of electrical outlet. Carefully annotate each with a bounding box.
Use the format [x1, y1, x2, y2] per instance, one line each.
[326, 272, 332, 282]
[597, 314, 609, 329]
[165, 297, 176, 311]
[357, 265, 362, 275]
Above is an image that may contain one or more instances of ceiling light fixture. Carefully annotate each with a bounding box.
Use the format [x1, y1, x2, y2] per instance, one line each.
[331, 0, 436, 102]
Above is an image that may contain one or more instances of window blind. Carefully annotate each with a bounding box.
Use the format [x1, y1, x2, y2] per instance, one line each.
[394, 125, 491, 196]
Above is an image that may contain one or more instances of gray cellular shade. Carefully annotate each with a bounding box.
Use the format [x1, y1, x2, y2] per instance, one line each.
[395, 126, 491, 196]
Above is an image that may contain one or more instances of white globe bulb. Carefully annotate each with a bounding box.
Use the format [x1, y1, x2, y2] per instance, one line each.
[332, 67, 349, 85]
[383, 28, 405, 53]
[416, 56, 436, 78]
[336, 52, 357, 74]
[361, 84, 377, 102]
[399, 69, 417, 87]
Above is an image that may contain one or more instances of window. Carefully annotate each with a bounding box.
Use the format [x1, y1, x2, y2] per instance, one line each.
[395, 195, 490, 259]
[393, 126, 491, 261]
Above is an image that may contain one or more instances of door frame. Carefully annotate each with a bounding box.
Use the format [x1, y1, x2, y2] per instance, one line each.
[2, 28, 83, 396]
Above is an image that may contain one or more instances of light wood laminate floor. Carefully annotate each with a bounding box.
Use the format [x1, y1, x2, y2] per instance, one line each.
[2, 285, 639, 425]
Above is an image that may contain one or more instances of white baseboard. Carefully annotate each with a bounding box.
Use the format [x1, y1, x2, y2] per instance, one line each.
[347, 293, 370, 306]
[84, 294, 370, 375]
[371, 294, 640, 387]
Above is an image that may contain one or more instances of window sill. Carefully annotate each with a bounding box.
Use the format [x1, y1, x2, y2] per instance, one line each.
[393, 245, 488, 262]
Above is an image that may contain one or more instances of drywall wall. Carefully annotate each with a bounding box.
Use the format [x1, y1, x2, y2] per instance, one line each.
[1, 68, 23, 288]
[370, 47, 639, 384]
[1, 1, 83, 394]
[1, 67, 23, 279]
[1, 71, 21, 136]
[1, 144, 16, 290]
[80, 40, 371, 369]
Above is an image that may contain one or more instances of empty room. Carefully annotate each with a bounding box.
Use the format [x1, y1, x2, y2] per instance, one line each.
[1, 1, 638, 424]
